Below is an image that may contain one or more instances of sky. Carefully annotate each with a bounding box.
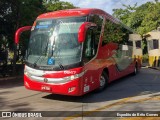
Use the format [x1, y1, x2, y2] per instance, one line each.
[60, 0, 155, 14]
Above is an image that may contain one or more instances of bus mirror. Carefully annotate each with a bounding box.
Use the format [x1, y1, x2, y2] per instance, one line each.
[78, 22, 97, 43]
[15, 26, 32, 44]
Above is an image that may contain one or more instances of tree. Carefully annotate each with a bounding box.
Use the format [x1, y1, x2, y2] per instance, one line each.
[43, 0, 76, 12]
[0, 0, 45, 50]
[113, 4, 137, 26]
[113, 0, 160, 54]
[0, 0, 76, 50]
[0, 0, 76, 65]
[113, 0, 160, 35]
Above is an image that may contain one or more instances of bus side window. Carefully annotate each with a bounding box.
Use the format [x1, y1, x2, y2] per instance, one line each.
[102, 19, 119, 45]
[88, 14, 103, 30]
[85, 30, 92, 57]
[83, 29, 98, 63]
[88, 14, 103, 47]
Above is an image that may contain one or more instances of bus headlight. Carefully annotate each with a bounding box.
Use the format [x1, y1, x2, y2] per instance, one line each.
[63, 71, 86, 81]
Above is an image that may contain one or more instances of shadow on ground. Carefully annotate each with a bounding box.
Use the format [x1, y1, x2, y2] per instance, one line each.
[43, 68, 160, 103]
[0, 64, 24, 88]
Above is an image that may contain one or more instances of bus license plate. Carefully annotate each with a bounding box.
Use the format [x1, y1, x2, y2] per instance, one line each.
[41, 85, 51, 91]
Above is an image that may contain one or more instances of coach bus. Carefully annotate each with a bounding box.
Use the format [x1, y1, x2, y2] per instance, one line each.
[15, 8, 141, 96]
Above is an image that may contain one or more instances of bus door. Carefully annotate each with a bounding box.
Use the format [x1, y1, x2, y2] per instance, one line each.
[82, 27, 100, 93]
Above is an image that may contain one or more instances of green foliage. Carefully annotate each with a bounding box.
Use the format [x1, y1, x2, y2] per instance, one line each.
[113, 4, 137, 26]
[103, 20, 125, 43]
[0, 0, 45, 50]
[143, 54, 149, 63]
[43, 0, 75, 12]
[0, 0, 76, 60]
[113, 1, 160, 35]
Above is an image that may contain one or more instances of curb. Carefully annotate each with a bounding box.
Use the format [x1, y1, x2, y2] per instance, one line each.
[141, 66, 149, 68]
[148, 66, 160, 71]
[0, 76, 23, 87]
[142, 65, 160, 71]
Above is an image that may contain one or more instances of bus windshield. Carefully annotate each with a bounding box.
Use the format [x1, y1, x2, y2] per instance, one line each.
[26, 16, 86, 68]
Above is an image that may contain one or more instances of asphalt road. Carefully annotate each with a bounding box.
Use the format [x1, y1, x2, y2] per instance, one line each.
[0, 67, 160, 120]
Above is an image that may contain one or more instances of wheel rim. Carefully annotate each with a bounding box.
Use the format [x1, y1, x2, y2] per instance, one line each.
[100, 75, 106, 87]
[134, 66, 137, 74]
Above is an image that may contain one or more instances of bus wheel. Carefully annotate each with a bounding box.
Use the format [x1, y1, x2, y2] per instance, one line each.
[97, 72, 108, 92]
[133, 63, 138, 75]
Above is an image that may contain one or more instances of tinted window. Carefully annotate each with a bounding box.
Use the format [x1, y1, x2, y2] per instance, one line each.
[103, 19, 134, 71]
[88, 14, 103, 44]
[103, 19, 133, 45]
[83, 28, 99, 63]
[153, 39, 159, 49]
[135, 40, 141, 49]
[148, 39, 159, 50]
[88, 14, 103, 28]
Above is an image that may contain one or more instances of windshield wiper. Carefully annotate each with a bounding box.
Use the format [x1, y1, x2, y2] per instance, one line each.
[33, 56, 42, 68]
[58, 62, 64, 70]
[54, 48, 64, 70]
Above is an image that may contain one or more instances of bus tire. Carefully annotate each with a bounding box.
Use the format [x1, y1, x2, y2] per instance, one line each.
[96, 71, 108, 92]
[133, 63, 138, 75]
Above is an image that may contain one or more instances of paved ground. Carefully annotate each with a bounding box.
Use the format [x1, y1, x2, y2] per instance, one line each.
[0, 67, 160, 120]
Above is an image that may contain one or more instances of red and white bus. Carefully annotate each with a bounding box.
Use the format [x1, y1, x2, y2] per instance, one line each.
[15, 8, 141, 96]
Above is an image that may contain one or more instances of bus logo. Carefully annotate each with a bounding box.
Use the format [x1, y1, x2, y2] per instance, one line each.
[44, 78, 48, 83]
[64, 71, 76, 74]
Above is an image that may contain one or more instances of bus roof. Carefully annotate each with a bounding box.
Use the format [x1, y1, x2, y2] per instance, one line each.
[37, 8, 107, 19]
[37, 8, 134, 33]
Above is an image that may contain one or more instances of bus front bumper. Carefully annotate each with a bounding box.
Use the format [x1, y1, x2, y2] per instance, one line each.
[24, 75, 83, 96]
